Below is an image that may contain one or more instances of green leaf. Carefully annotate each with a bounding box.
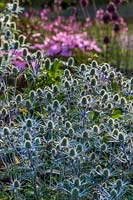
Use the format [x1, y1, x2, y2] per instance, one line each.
[91, 110, 100, 121]
[111, 81, 119, 92]
[112, 108, 124, 119]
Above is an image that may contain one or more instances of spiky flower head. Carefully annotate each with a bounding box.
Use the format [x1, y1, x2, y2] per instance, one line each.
[3, 127, 10, 135]
[93, 125, 99, 133]
[69, 148, 76, 157]
[47, 120, 54, 129]
[61, 137, 69, 146]
[12, 179, 20, 190]
[67, 57, 74, 66]
[71, 187, 79, 197]
[100, 143, 107, 151]
[64, 69, 71, 77]
[26, 119, 33, 128]
[24, 132, 32, 140]
[65, 121, 72, 129]
[74, 178, 81, 187]
[81, 96, 88, 106]
[53, 99, 60, 110]
[25, 140, 32, 149]
[103, 168, 110, 177]
[45, 58, 51, 70]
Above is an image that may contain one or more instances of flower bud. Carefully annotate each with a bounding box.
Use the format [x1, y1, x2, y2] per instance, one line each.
[95, 165, 102, 172]
[12, 67, 19, 76]
[4, 15, 10, 23]
[116, 179, 122, 188]
[82, 131, 88, 138]
[10, 121, 15, 127]
[13, 2, 18, 11]
[76, 144, 83, 152]
[90, 152, 96, 160]
[3, 127, 10, 135]
[90, 68, 96, 76]
[113, 128, 119, 136]
[26, 119, 33, 128]
[91, 60, 97, 68]
[10, 22, 16, 30]
[64, 80, 70, 89]
[102, 93, 108, 101]
[45, 58, 51, 70]
[101, 65, 107, 72]
[23, 48, 28, 57]
[3, 42, 9, 51]
[109, 71, 115, 80]
[107, 2, 116, 13]
[81, 96, 88, 106]
[18, 35, 25, 45]
[107, 103, 113, 110]
[47, 120, 54, 129]
[51, 148, 57, 155]
[26, 55, 32, 61]
[35, 137, 41, 145]
[16, 94, 22, 103]
[67, 57, 74, 66]
[103, 11, 111, 24]
[91, 78, 97, 86]
[30, 90, 36, 99]
[93, 125, 99, 134]
[14, 41, 20, 49]
[110, 189, 117, 197]
[100, 143, 107, 151]
[25, 140, 32, 149]
[120, 97, 127, 105]
[37, 88, 43, 96]
[2, 108, 8, 116]
[65, 121, 72, 129]
[118, 133, 124, 142]
[100, 89, 106, 96]
[103, 168, 110, 177]
[36, 50, 42, 58]
[53, 85, 59, 94]
[13, 179, 20, 189]
[53, 100, 60, 110]
[69, 148, 76, 157]
[108, 118, 114, 126]
[71, 187, 79, 198]
[113, 93, 119, 101]
[73, 79, 78, 85]
[64, 69, 71, 77]
[80, 63, 86, 72]
[74, 178, 81, 187]
[68, 128, 74, 136]
[61, 137, 68, 146]
[24, 132, 31, 140]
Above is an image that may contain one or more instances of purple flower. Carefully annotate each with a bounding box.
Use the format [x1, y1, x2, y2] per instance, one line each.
[47, 44, 61, 56]
[112, 11, 119, 21]
[107, 2, 116, 13]
[80, 0, 89, 7]
[96, 9, 104, 20]
[12, 58, 26, 69]
[114, 24, 120, 33]
[103, 11, 112, 24]
[103, 36, 110, 44]
[61, 45, 72, 57]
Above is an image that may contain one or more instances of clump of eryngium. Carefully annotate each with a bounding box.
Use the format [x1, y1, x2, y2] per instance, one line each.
[0, 1, 133, 200]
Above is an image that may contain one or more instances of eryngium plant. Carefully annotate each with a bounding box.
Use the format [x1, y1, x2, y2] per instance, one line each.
[0, 1, 133, 200]
[0, 58, 133, 200]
